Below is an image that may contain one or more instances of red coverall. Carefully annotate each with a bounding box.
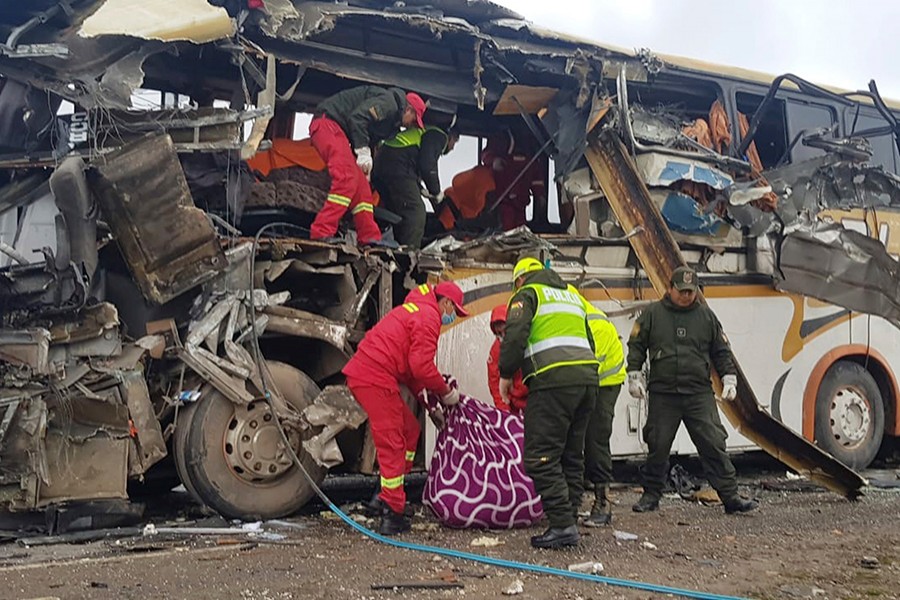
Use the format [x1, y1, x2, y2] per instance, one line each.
[481, 133, 548, 231]
[308, 116, 382, 243]
[343, 294, 450, 514]
[486, 305, 528, 414]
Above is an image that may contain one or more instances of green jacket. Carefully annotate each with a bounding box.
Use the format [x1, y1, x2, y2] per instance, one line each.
[499, 269, 599, 392]
[626, 297, 735, 395]
[316, 86, 407, 150]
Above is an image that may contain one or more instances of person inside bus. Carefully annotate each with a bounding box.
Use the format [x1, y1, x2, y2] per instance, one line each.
[481, 129, 549, 232]
[486, 304, 528, 415]
[626, 266, 759, 515]
[372, 116, 460, 249]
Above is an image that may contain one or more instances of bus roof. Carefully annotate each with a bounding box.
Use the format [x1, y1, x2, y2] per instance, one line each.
[521, 22, 900, 111]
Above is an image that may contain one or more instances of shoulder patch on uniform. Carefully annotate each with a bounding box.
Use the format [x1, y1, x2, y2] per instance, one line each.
[630, 322, 640, 338]
[508, 300, 524, 320]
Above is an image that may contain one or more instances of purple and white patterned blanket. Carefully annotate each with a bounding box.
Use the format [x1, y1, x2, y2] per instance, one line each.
[420, 379, 543, 529]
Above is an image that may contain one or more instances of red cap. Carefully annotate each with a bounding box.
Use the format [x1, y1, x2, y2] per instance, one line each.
[406, 92, 426, 128]
[434, 281, 469, 317]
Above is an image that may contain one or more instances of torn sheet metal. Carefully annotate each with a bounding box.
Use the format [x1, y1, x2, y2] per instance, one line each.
[635, 153, 734, 191]
[89, 134, 227, 305]
[777, 222, 900, 327]
[0, 329, 51, 376]
[766, 158, 900, 227]
[80, 0, 235, 43]
[443, 226, 557, 265]
[120, 370, 167, 476]
[302, 385, 367, 468]
[649, 189, 733, 239]
[586, 127, 865, 499]
[263, 305, 352, 354]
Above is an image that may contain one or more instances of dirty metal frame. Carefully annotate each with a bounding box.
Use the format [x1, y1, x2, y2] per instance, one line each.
[585, 124, 866, 499]
[616, 69, 753, 174]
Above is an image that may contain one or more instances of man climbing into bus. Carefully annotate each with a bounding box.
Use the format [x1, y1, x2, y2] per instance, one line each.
[372, 120, 459, 249]
[582, 302, 626, 526]
[343, 281, 469, 535]
[499, 258, 599, 549]
[486, 304, 528, 414]
[626, 266, 758, 515]
[308, 85, 426, 247]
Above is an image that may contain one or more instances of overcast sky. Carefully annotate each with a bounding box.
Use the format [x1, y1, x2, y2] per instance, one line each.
[492, 0, 900, 99]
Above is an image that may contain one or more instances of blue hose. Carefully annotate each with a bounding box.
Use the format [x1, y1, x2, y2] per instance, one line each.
[323, 498, 748, 600]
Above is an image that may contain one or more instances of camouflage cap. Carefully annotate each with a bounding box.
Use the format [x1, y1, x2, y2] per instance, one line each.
[671, 266, 698, 291]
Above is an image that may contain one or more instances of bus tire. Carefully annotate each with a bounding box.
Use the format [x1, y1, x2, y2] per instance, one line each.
[173, 400, 204, 504]
[182, 361, 326, 519]
[814, 360, 884, 470]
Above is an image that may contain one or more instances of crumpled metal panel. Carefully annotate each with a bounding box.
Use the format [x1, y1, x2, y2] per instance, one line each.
[777, 222, 900, 327]
[89, 134, 227, 305]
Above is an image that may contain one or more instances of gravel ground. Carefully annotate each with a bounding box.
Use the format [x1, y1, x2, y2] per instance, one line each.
[1, 472, 898, 600]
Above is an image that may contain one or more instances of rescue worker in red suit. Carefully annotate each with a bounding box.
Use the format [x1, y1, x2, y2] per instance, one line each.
[487, 305, 528, 414]
[343, 281, 469, 535]
[481, 130, 549, 231]
[308, 86, 427, 246]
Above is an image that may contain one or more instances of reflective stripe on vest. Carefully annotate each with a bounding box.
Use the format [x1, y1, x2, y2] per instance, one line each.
[402, 303, 419, 313]
[382, 126, 446, 149]
[518, 283, 598, 381]
[585, 306, 627, 386]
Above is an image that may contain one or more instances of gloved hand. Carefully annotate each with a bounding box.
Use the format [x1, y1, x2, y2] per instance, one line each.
[499, 377, 513, 404]
[440, 387, 460, 407]
[627, 371, 646, 400]
[433, 190, 445, 204]
[354, 147, 373, 176]
[429, 408, 446, 431]
[721, 374, 738, 401]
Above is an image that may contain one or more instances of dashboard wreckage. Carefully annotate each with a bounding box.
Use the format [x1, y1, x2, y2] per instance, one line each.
[1, 0, 898, 522]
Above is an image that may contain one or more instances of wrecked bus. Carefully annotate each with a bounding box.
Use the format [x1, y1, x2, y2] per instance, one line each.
[0, 0, 890, 522]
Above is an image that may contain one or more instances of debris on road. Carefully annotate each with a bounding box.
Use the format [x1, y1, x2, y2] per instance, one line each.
[613, 530, 639, 542]
[860, 556, 880, 569]
[470, 535, 504, 547]
[568, 561, 604, 574]
[502, 579, 525, 595]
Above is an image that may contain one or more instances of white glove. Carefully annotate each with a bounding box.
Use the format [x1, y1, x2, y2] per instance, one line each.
[722, 374, 738, 401]
[627, 371, 646, 400]
[440, 387, 460, 407]
[434, 190, 445, 204]
[354, 147, 372, 176]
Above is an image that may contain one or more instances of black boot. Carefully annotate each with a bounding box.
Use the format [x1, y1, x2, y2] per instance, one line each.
[364, 490, 384, 518]
[586, 485, 612, 527]
[366, 492, 413, 518]
[632, 493, 659, 513]
[379, 508, 411, 536]
[530, 525, 580, 549]
[723, 496, 759, 514]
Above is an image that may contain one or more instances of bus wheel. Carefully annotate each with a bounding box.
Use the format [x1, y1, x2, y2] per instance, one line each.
[180, 361, 326, 519]
[814, 360, 884, 470]
[173, 400, 204, 504]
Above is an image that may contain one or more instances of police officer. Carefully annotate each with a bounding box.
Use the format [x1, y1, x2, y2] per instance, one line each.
[372, 124, 459, 248]
[582, 302, 626, 526]
[499, 258, 599, 549]
[627, 266, 758, 514]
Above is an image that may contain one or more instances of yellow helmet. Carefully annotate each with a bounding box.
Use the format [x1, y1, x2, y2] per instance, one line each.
[512, 257, 544, 282]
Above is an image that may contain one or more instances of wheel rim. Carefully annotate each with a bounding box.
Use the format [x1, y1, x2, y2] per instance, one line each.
[828, 385, 872, 449]
[223, 400, 298, 483]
